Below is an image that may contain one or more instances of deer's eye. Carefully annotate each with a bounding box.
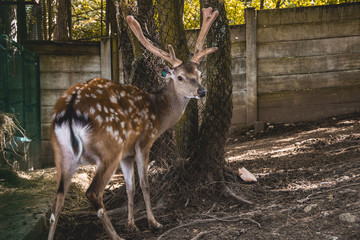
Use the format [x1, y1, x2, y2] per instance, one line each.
[178, 76, 183, 81]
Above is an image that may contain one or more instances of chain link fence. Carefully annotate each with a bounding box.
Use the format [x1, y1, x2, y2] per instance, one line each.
[0, 34, 41, 170]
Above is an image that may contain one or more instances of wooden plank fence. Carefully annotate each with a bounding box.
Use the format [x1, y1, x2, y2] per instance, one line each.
[231, 3, 360, 129]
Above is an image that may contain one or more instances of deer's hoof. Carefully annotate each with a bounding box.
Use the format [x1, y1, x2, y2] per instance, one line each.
[126, 222, 140, 232]
[149, 220, 163, 231]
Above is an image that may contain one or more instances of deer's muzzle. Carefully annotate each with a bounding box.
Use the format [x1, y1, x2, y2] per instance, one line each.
[197, 88, 206, 98]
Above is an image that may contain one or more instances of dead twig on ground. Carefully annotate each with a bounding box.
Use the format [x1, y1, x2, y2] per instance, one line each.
[222, 183, 254, 205]
[156, 215, 261, 240]
[297, 182, 360, 203]
[190, 230, 213, 240]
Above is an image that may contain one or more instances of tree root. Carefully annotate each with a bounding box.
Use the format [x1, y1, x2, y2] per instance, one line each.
[222, 183, 254, 205]
[190, 230, 213, 240]
[156, 215, 261, 240]
[297, 182, 360, 203]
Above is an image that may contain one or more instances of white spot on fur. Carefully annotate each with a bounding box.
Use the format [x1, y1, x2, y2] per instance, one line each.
[95, 115, 103, 124]
[150, 114, 156, 120]
[66, 95, 72, 103]
[91, 93, 97, 98]
[106, 126, 114, 137]
[89, 107, 95, 114]
[96, 103, 102, 111]
[120, 91, 125, 97]
[120, 122, 125, 128]
[96, 89, 103, 94]
[110, 95, 117, 104]
[85, 93, 89, 98]
[104, 106, 108, 113]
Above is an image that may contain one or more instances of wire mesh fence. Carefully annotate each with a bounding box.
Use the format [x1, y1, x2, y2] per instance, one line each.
[115, 0, 232, 166]
[0, 34, 41, 170]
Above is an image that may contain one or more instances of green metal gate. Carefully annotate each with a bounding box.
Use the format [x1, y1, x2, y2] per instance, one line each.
[0, 34, 40, 170]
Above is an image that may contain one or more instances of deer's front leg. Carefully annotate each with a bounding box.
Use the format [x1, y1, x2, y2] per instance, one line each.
[135, 145, 163, 230]
[120, 155, 139, 232]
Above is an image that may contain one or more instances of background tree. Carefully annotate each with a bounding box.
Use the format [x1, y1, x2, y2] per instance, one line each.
[156, 0, 199, 159]
[0, 2, 17, 40]
[54, 0, 71, 40]
[72, 0, 106, 40]
[188, 0, 234, 188]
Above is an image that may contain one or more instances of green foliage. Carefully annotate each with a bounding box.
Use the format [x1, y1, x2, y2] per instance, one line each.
[223, 0, 360, 25]
[72, 0, 106, 40]
[184, 0, 200, 29]
[71, 0, 360, 39]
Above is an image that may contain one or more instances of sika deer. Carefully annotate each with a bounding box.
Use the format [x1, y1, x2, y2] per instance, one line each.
[48, 8, 218, 240]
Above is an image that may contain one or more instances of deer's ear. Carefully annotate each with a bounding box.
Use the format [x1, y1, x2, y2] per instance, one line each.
[156, 64, 174, 79]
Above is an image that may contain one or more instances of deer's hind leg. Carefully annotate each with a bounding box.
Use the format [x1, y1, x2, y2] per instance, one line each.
[48, 142, 79, 240]
[85, 152, 124, 240]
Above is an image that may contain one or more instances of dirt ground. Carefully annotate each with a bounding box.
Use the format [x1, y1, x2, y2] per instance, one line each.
[47, 113, 359, 240]
[2, 114, 359, 240]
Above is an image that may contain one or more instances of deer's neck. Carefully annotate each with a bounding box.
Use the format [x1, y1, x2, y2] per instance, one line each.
[150, 79, 189, 136]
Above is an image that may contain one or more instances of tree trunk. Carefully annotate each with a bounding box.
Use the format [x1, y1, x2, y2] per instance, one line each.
[0, 4, 16, 40]
[17, 0, 27, 43]
[192, 0, 233, 181]
[54, 0, 71, 41]
[156, 0, 199, 159]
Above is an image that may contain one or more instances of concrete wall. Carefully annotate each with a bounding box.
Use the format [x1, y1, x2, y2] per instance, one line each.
[254, 3, 360, 125]
[24, 41, 101, 167]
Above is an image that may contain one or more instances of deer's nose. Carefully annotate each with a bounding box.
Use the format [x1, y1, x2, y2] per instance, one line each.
[197, 88, 206, 98]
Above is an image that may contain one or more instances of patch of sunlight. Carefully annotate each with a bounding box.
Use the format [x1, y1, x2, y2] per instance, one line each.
[226, 144, 297, 162]
[275, 174, 360, 192]
[273, 136, 296, 143]
[72, 172, 92, 190]
[337, 120, 358, 125]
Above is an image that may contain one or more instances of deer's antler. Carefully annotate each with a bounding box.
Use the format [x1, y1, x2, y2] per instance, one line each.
[191, 7, 219, 64]
[126, 16, 183, 67]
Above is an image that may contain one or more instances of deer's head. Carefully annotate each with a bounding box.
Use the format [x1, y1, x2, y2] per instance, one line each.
[126, 8, 219, 100]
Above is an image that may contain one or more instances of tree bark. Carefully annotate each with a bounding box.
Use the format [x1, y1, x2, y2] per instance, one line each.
[192, 0, 233, 181]
[54, 0, 71, 41]
[17, 0, 27, 43]
[156, 0, 199, 159]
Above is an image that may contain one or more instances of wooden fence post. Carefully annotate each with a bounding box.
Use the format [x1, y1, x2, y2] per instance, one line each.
[100, 37, 112, 80]
[245, 8, 258, 127]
